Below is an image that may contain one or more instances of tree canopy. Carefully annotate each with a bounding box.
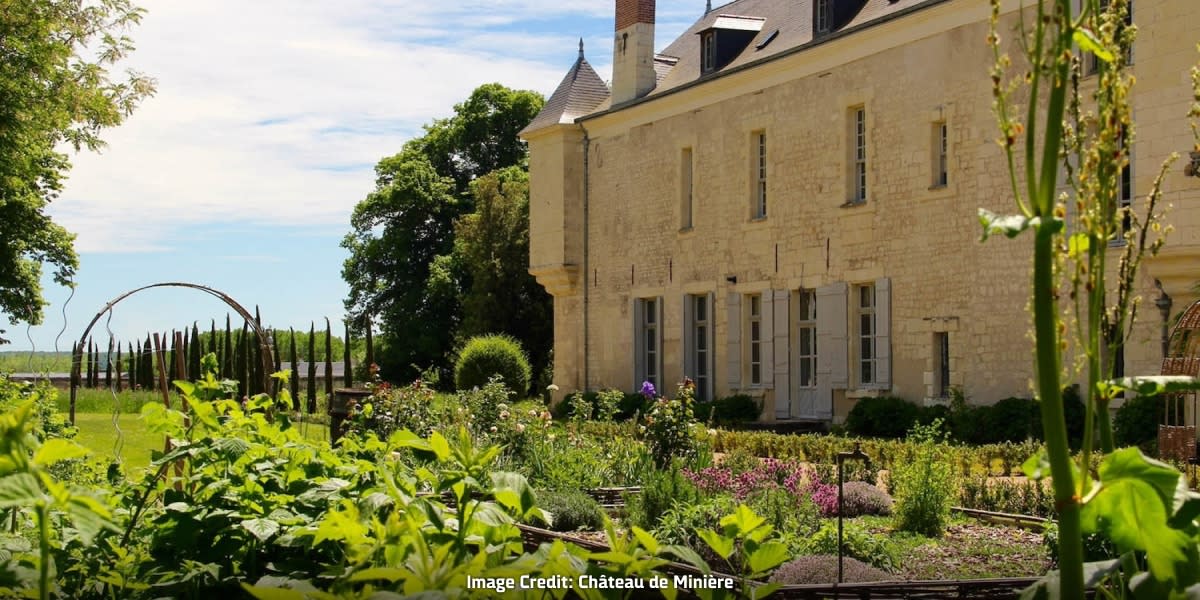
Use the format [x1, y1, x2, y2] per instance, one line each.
[341, 83, 546, 388]
[0, 0, 156, 343]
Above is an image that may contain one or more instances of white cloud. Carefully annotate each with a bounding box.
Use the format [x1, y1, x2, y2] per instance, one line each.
[50, 0, 701, 253]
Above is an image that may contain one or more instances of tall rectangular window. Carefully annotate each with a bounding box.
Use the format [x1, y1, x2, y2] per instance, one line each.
[1087, 0, 1134, 73]
[933, 121, 948, 187]
[1120, 134, 1132, 234]
[681, 147, 694, 229]
[856, 284, 876, 386]
[689, 294, 711, 401]
[753, 131, 767, 218]
[934, 332, 950, 398]
[796, 290, 817, 388]
[852, 107, 867, 203]
[815, 0, 830, 34]
[748, 294, 763, 385]
[638, 298, 659, 388]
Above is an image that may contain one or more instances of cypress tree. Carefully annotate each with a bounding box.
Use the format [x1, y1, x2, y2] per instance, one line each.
[324, 317, 334, 401]
[307, 322, 316, 413]
[288, 328, 300, 411]
[128, 342, 137, 391]
[167, 330, 177, 382]
[223, 314, 233, 380]
[104, 338, 113, 389]
[208, 320, 218, 362]
[236, 326, 247, 398]
[115, 343, 123, 392]
[85, 338, 94, 388]
[141, 336, 153, 391]
[343, 320, 353, 388]
[190, 323, 202, 380]
[271, 328, 282, 374]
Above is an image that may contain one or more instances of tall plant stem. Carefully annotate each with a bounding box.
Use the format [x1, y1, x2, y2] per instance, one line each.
[1033, 226, 1083, 598]
[37, 503, 50, 600]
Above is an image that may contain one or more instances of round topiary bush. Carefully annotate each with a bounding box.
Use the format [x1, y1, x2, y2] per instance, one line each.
[454, 334, 531, 397]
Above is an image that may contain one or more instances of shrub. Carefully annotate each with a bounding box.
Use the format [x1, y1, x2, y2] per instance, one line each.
[801, 522, 899, 572]
[644, 381, 699, 468]
[454, 334, 531, 397]
[845, 396, 921, 438]
[454, 376, 513, 437]
[769, 555, 892, 585]
[746, 486, 821, 549]
[982, 397, 1041, 443]
[694, 394, 762, 426]
[538, 489, 605, 532]
[345, 379, 437, 439]
[1113, 393, 1175, 452]
[653, 494, 737, 561]
[551, 389, 648, 421]
[1042, 522, 1118, 567]
[836, 481, 894, 517]
[625, 466, 701, 530]
[959, 475, 1054, 518]
[892, 420, 956, 537]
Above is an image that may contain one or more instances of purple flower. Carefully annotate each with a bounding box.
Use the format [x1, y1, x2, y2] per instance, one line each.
[640, 380, 657, 400]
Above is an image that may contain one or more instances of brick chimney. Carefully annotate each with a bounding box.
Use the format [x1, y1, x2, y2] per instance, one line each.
[612, 0, 656, 105]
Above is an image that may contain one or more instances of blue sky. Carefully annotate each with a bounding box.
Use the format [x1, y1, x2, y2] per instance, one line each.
[6, 0, 704, 357]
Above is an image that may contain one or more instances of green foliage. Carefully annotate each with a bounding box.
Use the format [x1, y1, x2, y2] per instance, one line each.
[341, 84, 544, 385]
[802, 521, 899, 572]
[644, 381, 700, 468]
[0, 376, 74, 441]
[626, 466, 702, 531]
[452, 376, 514, 437]
[654, 494, 738, 561]
[452, 167, 553, 395]
[1112, 393, 1174, 452]
[538, 489, 605, 532]
[845, 396, 922, 438]
[0, 0, 155, 342]
[694, 394, 763, 426]
[892, 420, 957, 537]
[959, 475, 1055, 518]
[454, 334, 531, 397]
[344, 379, 438, 439]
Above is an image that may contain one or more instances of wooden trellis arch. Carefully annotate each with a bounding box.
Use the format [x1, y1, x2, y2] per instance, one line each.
[1158, 298, 1200, 463]
[68, 282, 275, 424]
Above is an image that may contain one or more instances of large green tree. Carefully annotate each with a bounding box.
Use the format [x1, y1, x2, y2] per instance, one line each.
[450, 167, 552, 394]
[0, 0, 155, 343]
[342, 83, 543, 385]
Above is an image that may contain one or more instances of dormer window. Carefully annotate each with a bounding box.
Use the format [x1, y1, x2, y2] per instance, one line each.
[815, 0, 831, 34]
[701, 31, 716, 73]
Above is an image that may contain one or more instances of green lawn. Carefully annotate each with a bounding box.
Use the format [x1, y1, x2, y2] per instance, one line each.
[72, 412, 332, 469]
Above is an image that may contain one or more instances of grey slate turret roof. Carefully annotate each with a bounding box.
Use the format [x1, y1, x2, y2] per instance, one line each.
[520, 40, 611, 135]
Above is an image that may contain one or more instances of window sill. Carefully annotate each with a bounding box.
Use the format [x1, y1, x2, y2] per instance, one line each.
[839, 200, 868, 209]
[928, 183, 948, 191]
[749, 216, 768, 223]
[678, 226, 694, 235]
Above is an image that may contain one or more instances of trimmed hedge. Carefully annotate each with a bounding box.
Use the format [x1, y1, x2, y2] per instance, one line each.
[693, 394, 762, 426]
[454, 334, 531, 397]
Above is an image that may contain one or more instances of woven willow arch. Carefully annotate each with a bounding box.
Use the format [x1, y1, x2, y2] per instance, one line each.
[68, 282, 275, 424]
[1158, 299, 1200, 463]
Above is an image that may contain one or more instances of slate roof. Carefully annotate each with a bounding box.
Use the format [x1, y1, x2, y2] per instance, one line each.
[547, 0, 938, 120]
[520, 41, 611, 135]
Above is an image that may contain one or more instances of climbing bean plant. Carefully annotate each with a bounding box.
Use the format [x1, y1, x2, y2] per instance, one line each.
[983, 0, 1200, 597]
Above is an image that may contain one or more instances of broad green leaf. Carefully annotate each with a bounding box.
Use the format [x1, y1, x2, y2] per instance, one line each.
[429, 431, 451, 461]
[1083, 450, 1199, 586]
[388, 429, 431, 452]
[747, 540, 790, 575]
[1022, 452, 1052, 480]
[242, 518, 281, 542]
[750, 582, 780, 599]
[32, 438, 89, 466]
[631, 526, 659, 555]
[0, 473, 42, 508]
[719, 504, 765, 536]
[173, 380, 196, 396]
[697, 528, 734, 560]
[1073, 28, 1114, 63]
[662, 545, 711, 574]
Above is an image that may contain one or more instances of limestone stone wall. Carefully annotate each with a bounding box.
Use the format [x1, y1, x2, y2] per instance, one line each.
[527, 0, 1200, 417]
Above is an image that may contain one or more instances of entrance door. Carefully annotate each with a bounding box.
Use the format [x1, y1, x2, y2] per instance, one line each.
[793, 290, 820, 418]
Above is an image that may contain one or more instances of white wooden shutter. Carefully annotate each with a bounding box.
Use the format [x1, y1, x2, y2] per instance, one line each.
[761, 293, 774, 389]
[706, 292, 716, 399]
[682, 295, 695, 380]
[772, 289, 791, 418]
[633, 298, 645, 388]
[655, 296, 664, 388]
[817, 282, 849, 389]
[875, 278, 891, 389]
[726, 293, 741, 389]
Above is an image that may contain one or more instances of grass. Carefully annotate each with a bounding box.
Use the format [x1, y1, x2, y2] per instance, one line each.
[0, 351, 73, 373]
[857, 514, 1050, 580]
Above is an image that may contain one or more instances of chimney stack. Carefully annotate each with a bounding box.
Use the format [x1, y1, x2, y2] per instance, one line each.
[612, 0, 656, 105]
